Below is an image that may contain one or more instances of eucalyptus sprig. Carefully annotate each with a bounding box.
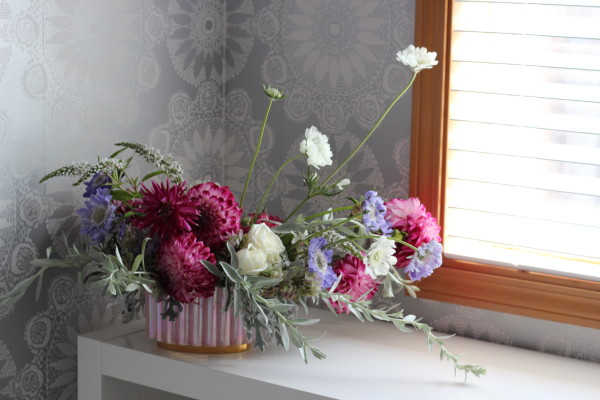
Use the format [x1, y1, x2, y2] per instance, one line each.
[319, 291, 487, 380]
[0, 243, 94, 309]
[205, 244, 326, 362]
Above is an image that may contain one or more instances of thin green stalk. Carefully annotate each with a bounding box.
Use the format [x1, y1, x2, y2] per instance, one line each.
[254, 154, 303, 216]
[293, 214, 362, 249]
[326, 235, 379, 250]
[304, 205, 355, 221]
[284, 195, 311, 222]
[321, 73, 417, 186]
[240, 98, 274, 209]
[391, 236, 418, 252]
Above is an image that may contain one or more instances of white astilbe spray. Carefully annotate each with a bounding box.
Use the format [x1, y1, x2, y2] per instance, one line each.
[396, 45, 438, 73]
[115, 142, 184, 183]
[364, 236, 397, 278]
[299, 126, 333, 169]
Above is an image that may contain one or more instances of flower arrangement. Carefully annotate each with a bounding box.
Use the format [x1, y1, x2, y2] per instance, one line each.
[1, 45, 485, 378]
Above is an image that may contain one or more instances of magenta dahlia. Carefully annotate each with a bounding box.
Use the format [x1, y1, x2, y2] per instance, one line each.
[188, 182, 242, 250]
[132, 180, 198, 239]
[330, 255, 380, 313]
[385, 197, 441, 268]
[157, 233, 217, 303]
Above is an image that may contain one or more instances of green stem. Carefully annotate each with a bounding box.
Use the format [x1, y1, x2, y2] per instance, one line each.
[326, 235, 378, 250]
[304, 205, 355, 221]
[240, 98, 274, 209]
[321, 73, 417, 186]
[283, 195, 311, 223]
[254, 154, 303, 217]
[391, 237, 419, 252]
[300, 214, 362, 245]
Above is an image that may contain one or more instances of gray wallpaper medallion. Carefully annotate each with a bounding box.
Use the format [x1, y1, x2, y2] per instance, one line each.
[0, 1, 597, 398]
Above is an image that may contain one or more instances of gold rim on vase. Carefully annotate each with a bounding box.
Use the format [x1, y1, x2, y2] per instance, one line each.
[157, 341, 251, 354]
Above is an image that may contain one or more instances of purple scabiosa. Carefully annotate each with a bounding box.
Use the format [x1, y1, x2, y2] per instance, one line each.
[307, 237, 337, 289]
[76, 187, 118, 244]
[83, 172, 111, 198]
[363, 191, 392, 236]
[406, 240, 443, 281]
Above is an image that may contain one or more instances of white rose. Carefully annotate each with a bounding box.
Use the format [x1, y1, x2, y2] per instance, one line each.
[246, 223, 285, 263]
[237, 244, 269, 276]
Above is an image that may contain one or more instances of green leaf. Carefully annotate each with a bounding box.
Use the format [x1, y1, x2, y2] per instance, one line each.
[141, 170, 165, 182]
[300, 346, 308, 364]
[335, 225, 361, 237]
[35, 270, 44, 301]
[278, 321, 290, 351]
[109, 147, 128, 159]
[309, 345, 326, 360]
[392, 321, 413, 333]
[132, 254, 143, 272]
[347, 305, 365, 322]
[201, 260, 223, 278]
[246, 276, 283, 289]
[265, 301, 294, 313]
[226, 242, 238, 268]
[110, 190, 134, 202]
[289, 327, 304, 348]
[289, 318, 320, 327]
[271, 223, 306, 234]
[220, 262, 243, 284]
[125, 283, 139, 292]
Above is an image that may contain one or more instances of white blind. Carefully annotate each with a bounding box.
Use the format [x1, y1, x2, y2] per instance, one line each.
[445, 0, 600, 280]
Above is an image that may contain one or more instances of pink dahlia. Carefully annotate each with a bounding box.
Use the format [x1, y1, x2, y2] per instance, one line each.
[132, 180, 198, 239]
[188, 182, 242, 250]
[385, 197, 441, 268]
[242, 212, 283, 233]
[157, 233, 217, 303]
[330, 255, 380, 314]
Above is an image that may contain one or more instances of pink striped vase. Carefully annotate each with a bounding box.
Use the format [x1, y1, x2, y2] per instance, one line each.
[145, 288, 251, 353]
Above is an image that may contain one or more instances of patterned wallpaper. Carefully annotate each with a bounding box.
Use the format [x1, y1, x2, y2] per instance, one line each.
[0, 0, 597, 398]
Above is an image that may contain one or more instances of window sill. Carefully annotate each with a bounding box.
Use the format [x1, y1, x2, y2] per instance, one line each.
[79, 308, 600, 400]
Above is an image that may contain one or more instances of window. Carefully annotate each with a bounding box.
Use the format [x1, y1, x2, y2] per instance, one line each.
[410, 0, 600, 329]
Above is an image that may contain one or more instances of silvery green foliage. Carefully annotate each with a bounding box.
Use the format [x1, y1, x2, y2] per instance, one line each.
[38, 142, 184, 186]
[211, 244, 325, 362]
[319, 289, 487, 380]
[114, 142, 184, 183]
[0, 236, 157, 324]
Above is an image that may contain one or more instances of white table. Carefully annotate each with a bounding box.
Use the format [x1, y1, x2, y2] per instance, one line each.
[78, 308, 600, 400]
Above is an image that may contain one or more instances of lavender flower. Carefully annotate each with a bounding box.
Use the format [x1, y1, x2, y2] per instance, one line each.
[76, 188, 117, 244]
[406, 240, 443, 281]
[363, 191, 392, 235]
[307, 237, 337, 289]
[83, 172, 111, 198]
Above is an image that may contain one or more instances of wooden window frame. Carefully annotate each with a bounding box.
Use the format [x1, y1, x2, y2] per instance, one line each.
[410, 0, 600, 329]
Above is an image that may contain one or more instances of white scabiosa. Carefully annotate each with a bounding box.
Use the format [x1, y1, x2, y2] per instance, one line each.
[396, 45, 438, 73]
[299, 126, 333, 169]
[364, 236, 397, 278]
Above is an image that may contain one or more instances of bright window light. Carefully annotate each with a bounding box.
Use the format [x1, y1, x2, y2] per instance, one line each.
[444, 1, 600, 280]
